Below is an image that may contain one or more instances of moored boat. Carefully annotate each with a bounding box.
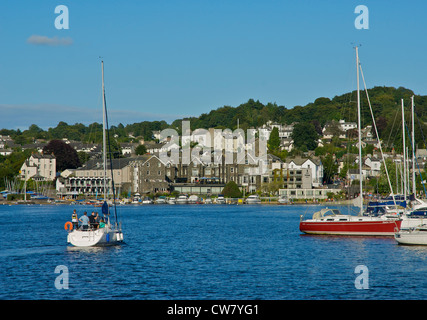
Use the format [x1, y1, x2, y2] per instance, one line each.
[176, 195, 188, 204]
[216, 195, 226, 204]
[395, 224, 427, 245]
[278, 195, 288, 205]
[142, 197, 153, 204]
[188, 195, 200, 204]
[299, 47, 402, 237]
[300, 208, 401, 236]
[155, 196, 167, 204]
[245, 194, 261, 204]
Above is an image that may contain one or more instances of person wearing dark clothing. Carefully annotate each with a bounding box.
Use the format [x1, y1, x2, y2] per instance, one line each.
[89, 211, 96, 229]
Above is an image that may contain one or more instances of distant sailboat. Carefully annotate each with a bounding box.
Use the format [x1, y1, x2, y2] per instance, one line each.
[65, 61, 124, 247]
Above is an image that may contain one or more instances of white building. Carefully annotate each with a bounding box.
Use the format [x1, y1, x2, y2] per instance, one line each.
[285, 157, 324, 187]
[339, 119, 357, 132]
[364, 156, 381, 177]
[20, 153, 56, 181]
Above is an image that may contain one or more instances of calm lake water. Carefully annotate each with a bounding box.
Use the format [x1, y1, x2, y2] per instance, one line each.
[1, 203, 426, 300]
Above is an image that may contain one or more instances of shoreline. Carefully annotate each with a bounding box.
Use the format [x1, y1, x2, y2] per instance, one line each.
[0, 199, 356, 206]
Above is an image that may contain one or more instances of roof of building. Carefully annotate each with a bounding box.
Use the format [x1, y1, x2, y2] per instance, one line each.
[286, 156, 321, 166]
[31, 153, 56, 159]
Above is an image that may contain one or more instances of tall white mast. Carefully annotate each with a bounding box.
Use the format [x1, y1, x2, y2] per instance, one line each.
[356, 46, 363, 215]
[402, 99, 406, 203]
[102, 61, 107, 200]
[411, 95, 416, 197]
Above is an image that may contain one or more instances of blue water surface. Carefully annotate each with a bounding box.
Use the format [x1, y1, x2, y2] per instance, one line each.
[0, 204, 426, 300]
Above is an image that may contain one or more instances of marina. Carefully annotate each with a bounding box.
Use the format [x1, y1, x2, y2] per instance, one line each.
[2, 1, 427, 305]
[1, 204, 427, 300]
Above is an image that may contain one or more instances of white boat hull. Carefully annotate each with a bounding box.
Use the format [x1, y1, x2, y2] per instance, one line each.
[67, 227, 124, 247]
[395, 230, 427, 245]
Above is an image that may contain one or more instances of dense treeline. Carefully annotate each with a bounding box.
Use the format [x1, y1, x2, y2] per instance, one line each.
[1, 86, 427, 152]
[0, 120, 170, 145]
[172, 86, 427, 153]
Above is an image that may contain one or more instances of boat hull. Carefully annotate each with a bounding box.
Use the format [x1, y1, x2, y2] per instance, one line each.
[300, 219, 401, 236]
[67, 228, 124, 247]
[395, 227, 427, 245]
[395, 231, 427, 245]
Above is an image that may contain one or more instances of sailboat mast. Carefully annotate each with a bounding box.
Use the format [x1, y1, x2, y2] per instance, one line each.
[356, 46, 363, 215]
[402, 99, 407, 203]
[102, 61, 107, 200]
[411, 95, 416, 197]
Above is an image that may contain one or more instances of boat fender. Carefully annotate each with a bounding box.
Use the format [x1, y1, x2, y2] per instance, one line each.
[64, 221, 73, 231]
[106, 233, 110, 242]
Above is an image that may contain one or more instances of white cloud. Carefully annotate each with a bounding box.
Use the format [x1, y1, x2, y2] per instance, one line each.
[27, 35, 73, 46]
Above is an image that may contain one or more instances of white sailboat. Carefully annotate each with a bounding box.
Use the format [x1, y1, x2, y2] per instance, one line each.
[66, 61, 124, 247]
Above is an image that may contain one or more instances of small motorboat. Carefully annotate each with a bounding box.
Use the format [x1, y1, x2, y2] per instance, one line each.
[278, 195, 288, 205]
[176, 195, 188, 204]
[167, 197, 176, 204]
[216, 195, 226, 204]
[245, 194, 261, 204]
[188, 195, 200, 204]
[155, 196, 167, 204]
[142, 197, 153, 204]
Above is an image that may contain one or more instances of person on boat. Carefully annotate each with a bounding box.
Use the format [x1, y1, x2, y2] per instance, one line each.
[89, 211, 97, 229]
[99, 218, 106, 228]
[79, 212, 90, 231]
[71, 209, 78, 230]
[93, 212, 100, 229]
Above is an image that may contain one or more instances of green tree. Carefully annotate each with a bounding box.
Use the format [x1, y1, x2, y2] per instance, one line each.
[321, 154, 338, 184]
[268, 127, 280, 152]
[77, 151, 91, 165]
[291, 122, 319, 151]
[135, 144, 147, 155]
[222, 181, 242, 198]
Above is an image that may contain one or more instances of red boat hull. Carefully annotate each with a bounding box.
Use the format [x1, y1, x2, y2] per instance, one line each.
[300, 219, 401, 236]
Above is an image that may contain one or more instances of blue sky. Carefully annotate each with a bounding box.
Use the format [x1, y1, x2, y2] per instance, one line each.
[1, 1, 426, 130]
